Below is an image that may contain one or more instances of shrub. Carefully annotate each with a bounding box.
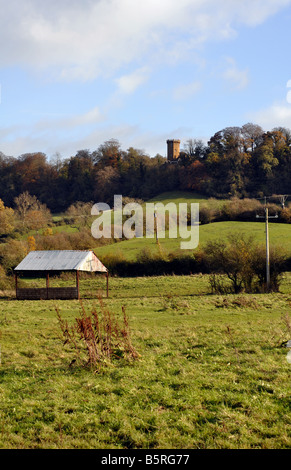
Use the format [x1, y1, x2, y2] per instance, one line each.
[35, 232, 72, 250]
[281, 207, 291, 223]
[57, 300, 140, 369]
[203, 234, 286, 293]
[203, 234, 256, 293]
[0, 239, 28, 275]
[251, 245, 287, 292]
[99, 250, 126, 272]
[0, 264, 13, 290]
[199, 204, 216, 225]
[219, 198, 268, 222]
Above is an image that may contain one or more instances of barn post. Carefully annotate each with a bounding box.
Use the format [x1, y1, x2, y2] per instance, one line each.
[15, 273, 18, 299]
[46, 273, 50, 300]
[76, 270, 80, 299]
[106, 271, 109, 298]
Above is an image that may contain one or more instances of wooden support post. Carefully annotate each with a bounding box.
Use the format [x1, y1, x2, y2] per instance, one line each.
[46, 273, 50, 300]
[15, 273, 18, 300]
[106, 271, 109, 298]
[76, 270, 80, 299]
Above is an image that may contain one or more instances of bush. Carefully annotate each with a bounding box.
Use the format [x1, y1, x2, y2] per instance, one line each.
[99, 250, 126, 272]
[219, 198, 269, 222]
[35, 228, 97, 251]
[0, 239, 28, 275]
[203, 234, 286, 293]
[199, 204, 217, 225]
[251, 245, 287, 292]
[57, 300, 140, 369]
[0, 264, 13, 290]
[281, 207, 291, 223]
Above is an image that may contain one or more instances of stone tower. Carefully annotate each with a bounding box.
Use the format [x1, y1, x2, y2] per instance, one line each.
[167, 139, 180, 162]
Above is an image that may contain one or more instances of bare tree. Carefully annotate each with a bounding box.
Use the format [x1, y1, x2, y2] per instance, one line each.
[14, 191, 51, 229]
[241, 122, 264, 153]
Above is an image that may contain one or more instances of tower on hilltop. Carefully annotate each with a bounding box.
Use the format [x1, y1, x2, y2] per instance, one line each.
[167, 139, 180, 162]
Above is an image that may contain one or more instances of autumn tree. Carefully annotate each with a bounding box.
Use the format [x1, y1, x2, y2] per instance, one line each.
[179, 160, 208, 191]
[65, 201, 94, 230]
[94, 139, 124, 168]
[14, 191, 51, 230]
[241, 122, 264, 153]
[0, 199, 15, 236]
[13, 152, 49, 198]
[180, 139, 207, 165]
[0, 239, 28, 274]
[251, 131, 280, 193]
[205, 127, 246, 196]
[94, 166, 121, 203]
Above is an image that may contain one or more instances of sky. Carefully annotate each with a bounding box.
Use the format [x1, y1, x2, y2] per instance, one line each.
[1, 0, 291, 160]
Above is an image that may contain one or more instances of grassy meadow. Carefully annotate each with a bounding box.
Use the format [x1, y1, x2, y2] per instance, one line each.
[1, 190, 291, 450]
[94, 220, 291, 262]
[90, 190, 291, 260]
[0, 274, 291, 449]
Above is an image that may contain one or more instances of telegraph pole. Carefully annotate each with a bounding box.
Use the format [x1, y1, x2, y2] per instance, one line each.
[279, 194, 288, 209]
[265, 206, 270, 288]
[256, 197, 278, 291]
[154, 210, 159, 244]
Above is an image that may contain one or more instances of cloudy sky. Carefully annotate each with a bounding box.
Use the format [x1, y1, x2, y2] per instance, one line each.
[1, 0, 291, 159]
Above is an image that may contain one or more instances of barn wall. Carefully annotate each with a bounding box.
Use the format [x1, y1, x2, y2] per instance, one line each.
[17, 287, 79, 300]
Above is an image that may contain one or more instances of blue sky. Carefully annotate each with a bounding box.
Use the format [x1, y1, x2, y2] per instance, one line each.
[1, 0, 291, 159]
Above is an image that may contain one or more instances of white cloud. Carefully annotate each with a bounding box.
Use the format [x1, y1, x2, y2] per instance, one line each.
[0, 0, 290, 81]
[115, 67, 150, 94]
[173, 81, 201, 100]
[32, 106, 104, 134]
[0, 106, 105, 157]
[248, 102, 291, 130]
[223, 57, 249, 90]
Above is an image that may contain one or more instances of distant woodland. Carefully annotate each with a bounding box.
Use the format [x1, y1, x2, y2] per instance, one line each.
[0, 123, 290, 213]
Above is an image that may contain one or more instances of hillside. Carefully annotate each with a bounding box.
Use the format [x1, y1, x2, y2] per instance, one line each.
[94, 191, 291, 261]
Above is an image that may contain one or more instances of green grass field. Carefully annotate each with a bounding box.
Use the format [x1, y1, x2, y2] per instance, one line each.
[94, 221, 291, 261]
[147, 191, 214, 205]
[0, 274, 291, 449]
[1, 191, 291, 449]
[87, 190, 291, 260]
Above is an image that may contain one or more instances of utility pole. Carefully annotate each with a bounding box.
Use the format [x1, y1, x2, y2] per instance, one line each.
[256, 197, 278, 291]
[279, 194, 288, 209]
[154, 210, 159, 244]
[265, 206, 270, 288]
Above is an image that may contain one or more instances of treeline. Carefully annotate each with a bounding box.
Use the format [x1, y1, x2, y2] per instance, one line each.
[0, 122, 291, 212]
[99, 235, 291, 293]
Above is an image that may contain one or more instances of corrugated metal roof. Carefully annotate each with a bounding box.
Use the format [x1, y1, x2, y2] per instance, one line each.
[14, 250, 107, 273]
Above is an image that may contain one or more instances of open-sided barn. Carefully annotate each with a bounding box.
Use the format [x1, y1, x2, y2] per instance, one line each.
[14, 250, 108, 300]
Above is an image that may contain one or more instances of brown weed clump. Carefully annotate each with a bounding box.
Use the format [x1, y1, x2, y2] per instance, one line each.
[57, 300, 140, 370]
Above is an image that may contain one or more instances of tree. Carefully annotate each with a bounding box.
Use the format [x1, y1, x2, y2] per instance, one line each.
[205, 127, 246, 196]
[94, 166, 121, 203]
[65, 201, 94, 230]
[204, 234, 255, 293]
[65, 150, 95, 204]
[181, 139, 207, 163]
[241, 122, 264, 153]
[252, 132, 280, 193]
[94, 139, 124, 168]
[0, 199, 15, 236]
[203, 234, 286, 293]
[14, 191, 51, 230]
[14, 152, 49, 197]
[27, 235, 36, 251]
[179, 160, 208, 191]
[0, 239, 28, 274]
